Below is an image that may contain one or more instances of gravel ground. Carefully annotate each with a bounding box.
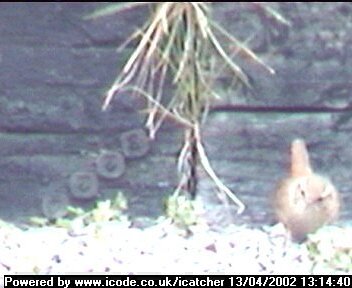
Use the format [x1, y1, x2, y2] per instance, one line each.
[1, 213, 351, 284]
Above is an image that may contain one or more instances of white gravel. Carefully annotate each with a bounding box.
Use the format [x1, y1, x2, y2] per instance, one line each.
[2, 215, 350, 283]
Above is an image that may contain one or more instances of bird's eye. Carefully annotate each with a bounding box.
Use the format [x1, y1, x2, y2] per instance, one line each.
[300, 189, 305, 197]
[316, 197, 324, 203]
[298, 184, 306, 197]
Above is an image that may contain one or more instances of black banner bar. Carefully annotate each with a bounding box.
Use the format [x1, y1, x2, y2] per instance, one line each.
[3, 275, 352, 288]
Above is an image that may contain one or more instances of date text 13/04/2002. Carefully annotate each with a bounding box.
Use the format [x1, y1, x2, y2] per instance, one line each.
[228, 276, 351, 287]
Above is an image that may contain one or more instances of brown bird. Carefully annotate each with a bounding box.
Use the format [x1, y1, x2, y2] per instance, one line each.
[273, 139, 340, 242]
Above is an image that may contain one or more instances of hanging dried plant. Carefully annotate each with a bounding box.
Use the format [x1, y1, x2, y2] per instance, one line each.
[86, 3, 287, 214]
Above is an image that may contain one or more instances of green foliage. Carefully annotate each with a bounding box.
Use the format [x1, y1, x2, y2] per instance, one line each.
[306, 227, 352, 273]
[164, 193, 199, 230]
[28, 191, 128, 229]
[86, 191, 128, 224]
